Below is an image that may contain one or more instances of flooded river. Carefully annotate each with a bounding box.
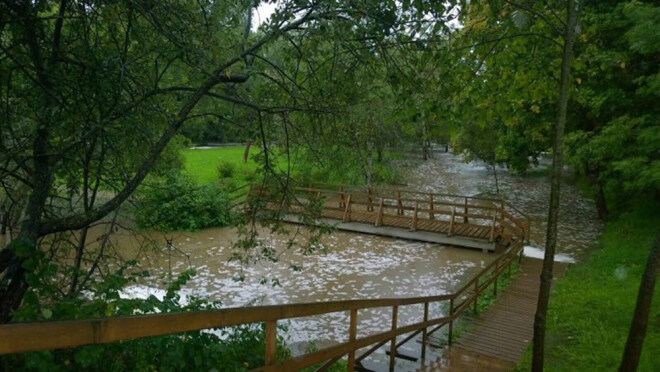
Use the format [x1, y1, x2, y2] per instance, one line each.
[103, 151, 602, 355]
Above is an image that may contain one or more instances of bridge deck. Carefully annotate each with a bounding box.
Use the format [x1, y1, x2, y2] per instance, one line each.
[439, 258, 571, 370]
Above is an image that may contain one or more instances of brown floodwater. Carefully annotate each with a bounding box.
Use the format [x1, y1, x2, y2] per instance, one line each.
[106, 152, 602, 359]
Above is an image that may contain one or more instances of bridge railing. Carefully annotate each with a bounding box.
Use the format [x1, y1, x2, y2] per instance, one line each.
[0, 243, 525, 372]
[281, 185, 529, 246]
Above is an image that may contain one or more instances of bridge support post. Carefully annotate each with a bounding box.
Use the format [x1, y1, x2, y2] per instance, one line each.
[265, 320, 277, 366]
[348, 309, 358, 371]
[389, 306, 398, 372]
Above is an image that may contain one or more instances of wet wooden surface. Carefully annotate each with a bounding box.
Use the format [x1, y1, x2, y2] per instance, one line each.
[437, 258, 570, 370]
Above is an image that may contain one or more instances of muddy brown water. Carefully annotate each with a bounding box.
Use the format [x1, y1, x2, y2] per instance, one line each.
[107, 152, 602, 355]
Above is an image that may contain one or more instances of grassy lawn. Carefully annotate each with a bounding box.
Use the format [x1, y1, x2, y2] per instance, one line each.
[517, 204, 660, 371]
[182, 146, 259, 185]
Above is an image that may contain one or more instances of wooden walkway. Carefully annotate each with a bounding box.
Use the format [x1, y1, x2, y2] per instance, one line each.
[437, 258, 571, 371]
[254, 183, 531, 252]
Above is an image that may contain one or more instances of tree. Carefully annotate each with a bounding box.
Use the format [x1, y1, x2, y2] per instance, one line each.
[532, 1, 582, 370]
[619, 233, 660, 371]
[0, 0, 463, 321]
[566, 1, 660, 219]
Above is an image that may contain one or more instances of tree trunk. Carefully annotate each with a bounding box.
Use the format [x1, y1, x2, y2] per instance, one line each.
[68, 227, 89, 296]
[619, 233, 660, 372]
[588, 166, 608, 220]
[243, 140, 251, 163]
[532, 1, 579, 370]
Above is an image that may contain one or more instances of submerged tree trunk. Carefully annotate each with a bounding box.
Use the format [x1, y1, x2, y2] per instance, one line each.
[532, 1, 579, 370]
[619, 234, 660, 372]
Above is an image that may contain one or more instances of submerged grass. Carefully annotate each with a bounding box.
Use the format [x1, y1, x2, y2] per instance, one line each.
[517, 204, 660, 371]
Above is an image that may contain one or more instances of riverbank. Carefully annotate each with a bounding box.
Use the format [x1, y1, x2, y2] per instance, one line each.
[517, 204, 660, 371]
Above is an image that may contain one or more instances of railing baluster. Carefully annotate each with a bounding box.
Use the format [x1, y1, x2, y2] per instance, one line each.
[411, 202, 419, 231]
[389, 306, 398, 372]
[489, 212, 497, 243]
[474, 280, 479, 314]
[421, 302, 429, 360]
[494, 260, 499, 296]
[343, 194, 352, 222]
[348, 309, 358, 372]
[448, 298, 454, 345]
[464, 197, 468, 223]
[339, 185, 345, 208]
[448, 207, 456, 237]
[265, 320, 277, 366]
[375, 198, 384, 227]
[429, 194, 434, 219]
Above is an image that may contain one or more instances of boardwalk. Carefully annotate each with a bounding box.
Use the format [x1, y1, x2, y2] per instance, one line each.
[257, 183, 531, 252]
[437, 258, 571, 371]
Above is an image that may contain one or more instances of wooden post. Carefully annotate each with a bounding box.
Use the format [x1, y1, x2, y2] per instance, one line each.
[448, 207, 456, 237]
[448, 298, 454, 345]
[411, 202, 419, 231]
[339, 185, 345, 209]
[421, 302, 429, 360]
[474, 280, 479, 314]
[493, 260, 499, 296]
[375, 198, 384, 227]
[389, 306, 398, 372]
[464, 197, 468, 223]
[367, 187, 373, 212]
[429, 194, 434, 220]
[397, 191, 402, 215]
[343, 194, 352, 222]
[489, 213, 497, 243]
[265, 320, 277, 366]
[348, 309, 358, 372]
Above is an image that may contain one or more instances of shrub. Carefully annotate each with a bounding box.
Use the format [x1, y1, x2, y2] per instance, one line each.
[134, 176, 233, 231]
[3, 264, 290, 371]
[217, 161, 236, 179]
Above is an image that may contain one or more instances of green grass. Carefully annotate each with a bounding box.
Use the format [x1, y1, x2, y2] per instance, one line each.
[182, 147, 258, 185]
[516, 204, 660, 371]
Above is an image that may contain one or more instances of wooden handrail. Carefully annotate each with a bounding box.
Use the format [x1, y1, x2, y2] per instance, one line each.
[0, 243, 526, 371]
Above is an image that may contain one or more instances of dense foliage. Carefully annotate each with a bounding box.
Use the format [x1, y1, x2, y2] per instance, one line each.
[1, 264, 289, 371]
[134, 176, 233, 231]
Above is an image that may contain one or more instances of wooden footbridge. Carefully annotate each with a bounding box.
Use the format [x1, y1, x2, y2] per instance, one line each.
[251, 183, 530, 252]
[0, 183, 534, 371]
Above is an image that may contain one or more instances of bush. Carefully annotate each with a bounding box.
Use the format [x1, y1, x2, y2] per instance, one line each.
[134, 176, 233, 231]
[3, 265, 290, 371]
[217, 161, 236, 179]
